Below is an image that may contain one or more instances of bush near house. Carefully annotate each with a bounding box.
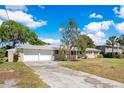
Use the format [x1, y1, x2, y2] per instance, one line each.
[97, 54, 103, 58]
[102, 52, 124, 59]
[0, 47, 6, 63]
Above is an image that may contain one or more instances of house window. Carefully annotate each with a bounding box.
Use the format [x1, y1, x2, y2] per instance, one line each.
[71, 51, 76, 55]
[55, 50, 59, 54]
[80, 51, 82, 54]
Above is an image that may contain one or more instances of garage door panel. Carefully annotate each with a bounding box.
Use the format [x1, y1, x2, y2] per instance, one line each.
[39, 55, 53, 61]
[24, 50, 38, 55]
[24, 55, 38, 62]
[23, 49, 38, 62]
[39, 49, 53, 55]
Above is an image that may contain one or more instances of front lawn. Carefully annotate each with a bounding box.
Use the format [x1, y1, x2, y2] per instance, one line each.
[0, 62, 48, 88]
[61, 58, 124, 83]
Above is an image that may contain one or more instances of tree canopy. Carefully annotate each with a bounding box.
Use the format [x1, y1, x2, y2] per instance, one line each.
[60, 19, 80, 50]
[0, 20, 46, 48]
[106, 36, 118, 55]
[60, 19, 96, 59]
[118, 35, 124, 47]
[79, 35, 95, 52]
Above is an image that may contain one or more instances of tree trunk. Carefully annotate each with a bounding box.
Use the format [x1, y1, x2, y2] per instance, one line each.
[13, 41, 16, 48]
[112, 45, 114, 57]
[68, 49, 71, 61]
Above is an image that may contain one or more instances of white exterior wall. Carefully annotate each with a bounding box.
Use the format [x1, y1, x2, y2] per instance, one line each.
[86, 52, 99, 58]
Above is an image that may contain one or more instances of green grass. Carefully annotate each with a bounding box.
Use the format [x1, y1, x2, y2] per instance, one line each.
[0, 80, 4, 84]
[61, 58, 124, 83]
[0, 62, 48, 88]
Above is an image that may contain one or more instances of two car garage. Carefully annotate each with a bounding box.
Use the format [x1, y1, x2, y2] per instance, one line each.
[7, 45, 58, 62]
[23, 49, 54, 62]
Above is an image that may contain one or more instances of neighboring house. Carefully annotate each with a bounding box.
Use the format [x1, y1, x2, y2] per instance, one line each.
[96, 45, 123, 54]
[7, 45, 79, 62]
[86, 48, 101, 58]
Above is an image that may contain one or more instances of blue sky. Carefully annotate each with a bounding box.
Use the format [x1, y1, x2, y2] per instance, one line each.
[0, 5, 124, 45]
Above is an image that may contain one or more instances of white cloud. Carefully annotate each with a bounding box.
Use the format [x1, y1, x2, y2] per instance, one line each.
[81, 31, 86, 35]
[83, 22, 101, 32]
[0, 19, 3, 25]
[83, 20, 114, 33]
[41, 38, 60, 45]
[0, 9, 47, 29]
[38, 5, 45, 9]
[6, 5, 28, 12]
[113, 6, 124, 18]
[59, 27, 64, 32]
[115, 22, 124, 33]
[96, 31, 105, 38]
[89, 13, 103, 19]
[82, 20, 114, 45]
[87, 33, 106, 45]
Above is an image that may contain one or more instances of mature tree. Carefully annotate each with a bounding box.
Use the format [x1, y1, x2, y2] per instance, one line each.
[17, 24, 30, 44]
[0, 20, 29, 47]
[118, 35, 124, 48]
[79, 35, 95, 54]
[60, 19, 80, 60]
[28, 32, 46, 45]
[0, 20, 46, 48]
[118, 35, 124, 54]
[106, 36, 118, 56]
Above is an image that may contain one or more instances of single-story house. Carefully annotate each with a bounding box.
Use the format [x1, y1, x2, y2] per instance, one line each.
[86, 48, 101, 58]
[7, 45, 101, 62]
[7, 45, 79, 62]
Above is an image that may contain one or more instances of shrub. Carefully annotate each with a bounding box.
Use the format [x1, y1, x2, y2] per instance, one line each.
[103, 52, 124, 59]
[115, 53, 123, 59]
[58, 55, 67, 61]
[0, 47, 6, 63]
[84, 55, 87, 59]
[57, 48, 67, 61]
[103, 53, 113, 58]
[97, 54, 103, 58]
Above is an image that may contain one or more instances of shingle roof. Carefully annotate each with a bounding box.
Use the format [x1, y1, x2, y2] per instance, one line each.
[86, 48, 101, 52]
[17, 45, 59, 50]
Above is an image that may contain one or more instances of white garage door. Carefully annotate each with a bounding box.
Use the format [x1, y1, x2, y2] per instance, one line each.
[23, 49, 54, 62]
[39, 49, 54, 61]
[23, 49, 39, 62]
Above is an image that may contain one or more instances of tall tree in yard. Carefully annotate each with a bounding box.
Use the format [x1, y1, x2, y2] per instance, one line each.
[118, 35, 124, 54]
[118, 35, 124, 48]
[79, 35, 95, 56]
[28, 32, 46, 45]
[0, 20, 29, 47]
[0, 20, 46, 48]
[106, 36, 118, 56]
[60, 19, 80, 60]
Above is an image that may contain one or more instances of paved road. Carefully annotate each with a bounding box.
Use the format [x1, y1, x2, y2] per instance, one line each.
[25, 62, 124, 88]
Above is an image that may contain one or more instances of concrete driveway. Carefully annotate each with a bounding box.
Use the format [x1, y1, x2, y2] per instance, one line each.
[25, 62, 124, 88]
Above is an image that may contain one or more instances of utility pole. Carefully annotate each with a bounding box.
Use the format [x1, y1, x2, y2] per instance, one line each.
[4, 5, 10, 20]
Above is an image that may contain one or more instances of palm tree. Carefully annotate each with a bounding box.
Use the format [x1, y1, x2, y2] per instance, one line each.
[118, 35, 124, 48]
[106, 36, 118, 56]
[118, 35, 124, 54]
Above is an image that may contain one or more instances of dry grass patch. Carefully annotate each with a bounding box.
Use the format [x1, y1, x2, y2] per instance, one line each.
[0, 62, 48, 88]
[61, 58, 124, 83]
